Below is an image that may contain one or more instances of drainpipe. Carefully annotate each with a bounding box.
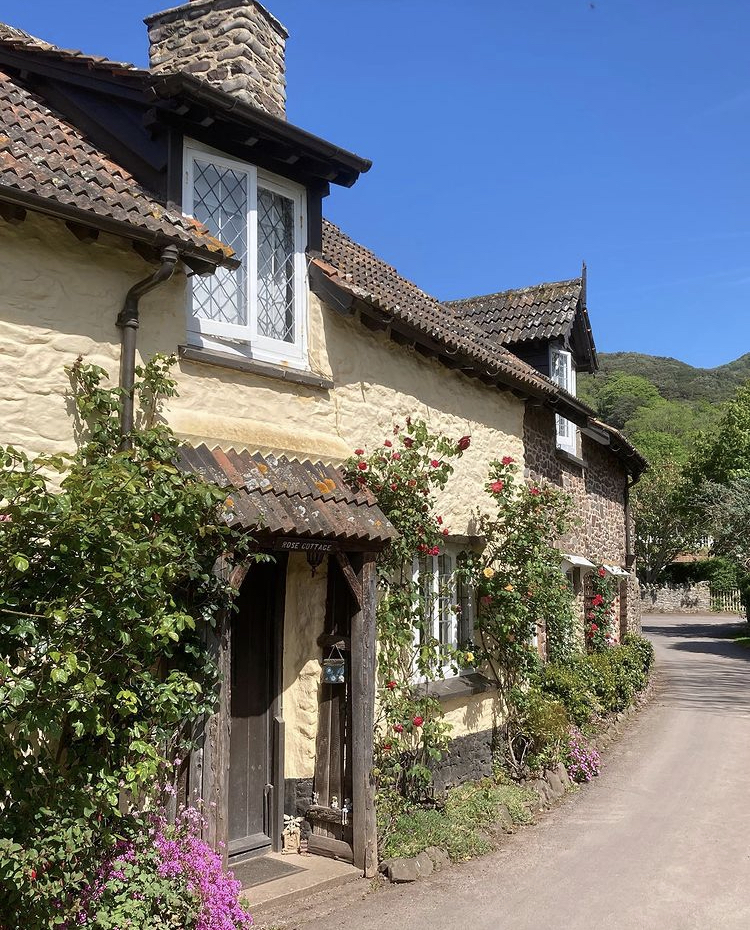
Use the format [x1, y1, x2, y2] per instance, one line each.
[624, 473, 641, 570]
[116, 246, 179, 444]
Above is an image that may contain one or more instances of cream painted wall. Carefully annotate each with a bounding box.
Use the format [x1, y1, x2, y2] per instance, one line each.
[281, 553, 327, 779]
[0, 213, 528, 767]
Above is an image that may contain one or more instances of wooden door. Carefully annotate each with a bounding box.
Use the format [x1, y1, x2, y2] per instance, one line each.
[228, 560, 279, 858]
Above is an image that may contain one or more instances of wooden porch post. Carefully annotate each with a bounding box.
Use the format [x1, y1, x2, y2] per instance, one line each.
[350, 552, 378, 877]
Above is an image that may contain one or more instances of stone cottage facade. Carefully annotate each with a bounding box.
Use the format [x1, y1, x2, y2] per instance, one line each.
[0, 0, 644, 878]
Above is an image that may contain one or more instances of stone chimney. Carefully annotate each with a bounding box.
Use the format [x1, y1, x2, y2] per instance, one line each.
[144, 0, 288, 118]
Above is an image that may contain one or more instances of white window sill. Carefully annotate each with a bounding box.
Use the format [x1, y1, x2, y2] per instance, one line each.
[178, 344, 334, 390]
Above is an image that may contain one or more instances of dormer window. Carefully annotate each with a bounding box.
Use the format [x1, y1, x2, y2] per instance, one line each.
[550, 346, 577, 453]
[183, 140, 307, 367]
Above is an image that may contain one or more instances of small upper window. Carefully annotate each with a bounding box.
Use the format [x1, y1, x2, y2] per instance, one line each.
[550, 346, 577, 454]
[183, 140, 307, 367]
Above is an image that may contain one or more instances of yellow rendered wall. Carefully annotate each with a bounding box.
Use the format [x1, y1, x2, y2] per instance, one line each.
[0, 214, 527, 771]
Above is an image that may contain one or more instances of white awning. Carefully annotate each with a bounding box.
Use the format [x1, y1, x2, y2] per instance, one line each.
[561, 554, 596, 569]
[603, 564, 630, 577]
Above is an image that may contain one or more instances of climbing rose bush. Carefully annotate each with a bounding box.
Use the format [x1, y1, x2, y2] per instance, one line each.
[345, 419, 469, 801]
[586, 567, 618, 652]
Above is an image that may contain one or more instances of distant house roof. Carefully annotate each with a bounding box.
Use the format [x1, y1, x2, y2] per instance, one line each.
[0, 23, 140, 74]
[178, 444, 396, 547]
[446, 275, 598, 373]
[0, 67, 235, 266]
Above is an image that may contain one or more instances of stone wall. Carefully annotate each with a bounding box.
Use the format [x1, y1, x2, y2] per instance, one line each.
[430, 728, 495, 794]
[146, 0, 287, 117]
[641, 582, 711, 614]
[524, 405, 641, 634]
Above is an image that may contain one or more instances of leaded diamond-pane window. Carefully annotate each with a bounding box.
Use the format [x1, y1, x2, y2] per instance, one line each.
[257, 187, 295, 344]
[185, 143, 306, 366]
[192, 159, 248, 327]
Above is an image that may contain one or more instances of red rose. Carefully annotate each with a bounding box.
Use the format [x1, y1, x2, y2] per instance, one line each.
[457, 435, 471, 451]
[354, 449, 364, 456]
[386, 680, 397, 690]
[587, 611, 596, 620]
[357, 461, 368, 471]
[437, 516, 443, 525]
[29, 869, 37, 881]
[392, 452, 401, 460]
[383, 742, 392, 752]
[394, 723, 404, 733]
[390, 483, 398, 491]
[403, 437, 414, 448]
[592, 594, 604, 607]
[598, 567, 607, 578]
[591, 623, 599, 632]
[490, 480, 504, 493]
[384, 440, 392, 447]
[430, 459, 440, 468]
[413, 715, 424, 727]
[442, 528, 449, 536]
[529, 487, 540, 496]
[481, 595, 493, 606]
[408, 479, 417, 488]
[501, 456, 514, 465]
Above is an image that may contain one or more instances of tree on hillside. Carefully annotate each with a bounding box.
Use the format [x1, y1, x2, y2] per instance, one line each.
[594, 373, 662, 431]
[689, 382, 750, 487]
[633, 452, 705, 584]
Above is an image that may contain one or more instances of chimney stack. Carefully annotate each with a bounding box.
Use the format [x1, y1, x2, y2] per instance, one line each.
[145, 0, 287, 119]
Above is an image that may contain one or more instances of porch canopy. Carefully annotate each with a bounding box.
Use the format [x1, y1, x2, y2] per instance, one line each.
[178, 443, 396, 549]
[177, 443, 393, 877]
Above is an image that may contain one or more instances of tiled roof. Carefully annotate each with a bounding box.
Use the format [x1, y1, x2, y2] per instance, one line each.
[0, 68, 234, 263]
[0, 23, 142, 75]
[446, 279, 583, 347]
[319, 221, 565, 399]
[178, 444, 397, 546]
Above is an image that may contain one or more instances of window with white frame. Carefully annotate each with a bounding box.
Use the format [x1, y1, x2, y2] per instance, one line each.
[183, 140, 308, 367]
[550, 346, 577, 454]
[416, 547, 475, 676]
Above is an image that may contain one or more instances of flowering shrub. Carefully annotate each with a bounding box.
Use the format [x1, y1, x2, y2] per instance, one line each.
[346, 419, 468, 801]
[62, 807, 252, 930]
[586, 567, 618, 652]
[0, 359, 248, 928]
[565, 726, 601, 783]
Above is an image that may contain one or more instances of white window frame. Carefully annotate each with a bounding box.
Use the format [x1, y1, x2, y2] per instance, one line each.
[550, 346, 577, 454]
[183, 138, 308, 368]
[413, 545, 476, 680]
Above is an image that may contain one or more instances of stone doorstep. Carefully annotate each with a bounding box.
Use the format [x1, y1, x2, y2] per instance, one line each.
[242, 851, 363, 918]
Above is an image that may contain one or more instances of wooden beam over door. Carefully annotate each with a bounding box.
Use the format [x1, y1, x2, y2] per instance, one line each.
[335, 551, 363, 609]
[349, 553, 378, 876]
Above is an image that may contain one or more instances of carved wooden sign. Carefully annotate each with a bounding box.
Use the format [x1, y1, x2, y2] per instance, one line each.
[274, 537, 337, 553]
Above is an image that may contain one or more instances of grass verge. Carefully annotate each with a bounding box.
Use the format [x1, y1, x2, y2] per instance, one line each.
[378, 776, 535, 863]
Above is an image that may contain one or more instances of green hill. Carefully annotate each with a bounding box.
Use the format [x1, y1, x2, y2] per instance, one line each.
[578, 352, 750, 460]
[582, 352, 750, 405]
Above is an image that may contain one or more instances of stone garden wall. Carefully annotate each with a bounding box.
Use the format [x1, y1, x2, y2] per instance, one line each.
[640, 581, 711, 613]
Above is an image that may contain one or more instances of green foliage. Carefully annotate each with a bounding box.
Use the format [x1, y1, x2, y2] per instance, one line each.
[378, 778, 533, 863]
[0, 357, 247, 927]
[535, 659, 602, 728]
[345, 420, 469, 801]
[458, 458, 577, 702]
[633, 451, 705, 584]
[691, 382, 750, 487]
[585, 567, 618, 651]
[579, 351, 750, 407]
[504, 686, 569, 775]
[594, 373, 662, 431]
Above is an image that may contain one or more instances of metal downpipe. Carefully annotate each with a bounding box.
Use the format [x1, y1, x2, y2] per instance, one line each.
[116, 246, 179, 445]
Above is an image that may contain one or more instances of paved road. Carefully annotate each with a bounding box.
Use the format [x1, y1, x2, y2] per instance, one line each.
[302, 614, 750, 930]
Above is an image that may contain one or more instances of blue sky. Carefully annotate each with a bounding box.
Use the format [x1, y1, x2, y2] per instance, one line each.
[4, 0, 748, 367]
